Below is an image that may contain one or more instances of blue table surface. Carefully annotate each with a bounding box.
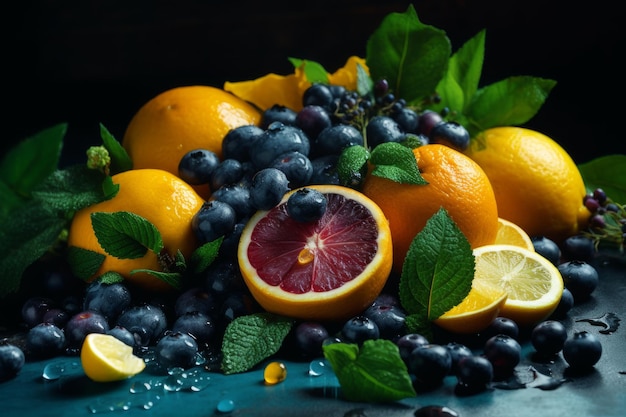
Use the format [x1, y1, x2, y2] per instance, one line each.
[2, 254, 625, 417]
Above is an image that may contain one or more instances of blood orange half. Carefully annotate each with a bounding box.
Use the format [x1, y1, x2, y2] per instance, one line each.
[238, 185, 393, 321]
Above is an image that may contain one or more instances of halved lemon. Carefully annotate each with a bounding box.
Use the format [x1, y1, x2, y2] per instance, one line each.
[435, 282, 508, 334]
[81, 333, 146, 382]
[494, 218, 534, 251]
[238, 185, 393, 321]
[472, 244, 564, 326]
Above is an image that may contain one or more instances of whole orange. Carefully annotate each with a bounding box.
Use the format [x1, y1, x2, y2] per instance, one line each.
[362, 144, 499, 273]
[464, 127, 590, 244]
[67, 169, 205, 291]
[122, 85, 261, 179]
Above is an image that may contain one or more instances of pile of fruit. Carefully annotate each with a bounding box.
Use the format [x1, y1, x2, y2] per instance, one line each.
[1, 5, 624, 403]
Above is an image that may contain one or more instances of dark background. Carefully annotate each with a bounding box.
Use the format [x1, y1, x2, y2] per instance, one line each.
[3, 0, 625, 166]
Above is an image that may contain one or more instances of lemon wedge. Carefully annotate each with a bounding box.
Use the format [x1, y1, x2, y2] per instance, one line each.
[81, 333, 145, 382]
[494, 218, 535, 251]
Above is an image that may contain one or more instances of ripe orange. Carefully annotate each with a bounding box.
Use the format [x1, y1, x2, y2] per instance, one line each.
[465, 127, 590, 244]
[122, 85, 261, 180]
[362, 144, 499, 273]
[67, 169, 205, 291]
[238, 185, 393, 321]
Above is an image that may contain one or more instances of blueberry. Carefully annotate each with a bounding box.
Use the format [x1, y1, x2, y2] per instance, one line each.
[286, 188, 327, 222]
[408, 344, 452, 389]
[210, 158, 244, 191]
[549, 288, 575, 319]
[83, 279, 131, 322]
[172, 311, 216, 346]
[65, 310, 110, 348]
[557, 260, 599, 302]
[219, 291, 259, 328]
[396, 333, 429, 364]
[561, 234, 595, 262]
[192, 200, 237, 244]
[116, 303, 168, 346]
[531, 235, 561, 265]
[455, 355, 494, 395]
[155, 331, 199, 370]
[107, 326, 136, 347]
[26, 322, 66, 358]
[392, 107, 419, 133]
[270, 151, 314, 188]
[211, 184, 254, 221]
[42, 308, 70, 328]
[531, 320, 568, 356]
[21, 296, 55, 328]
[296, 105, 332, 140]
[0, 342, 25, 381]
[341, 315, 380, 344]
[178, 149, 220, 185]
[174, 287, 216, 317]
[417, 110, 443, 137]
[249, 168, 290, 210]
[222, 125, 264, 162]
[293, 321, 330, 358]
[204, 259, 244, 296]
[260, 104, 298, 128]
[483, 334, 521, 380]
[251, 122, 310, 169]
[302, 83, 334, 109]
[309, 154, 340, 185]
[429, 121, 470, 151]
[366, 115, 404, 149]
[563, 330, 602, 370]
[314, 124, 364, 155]
[362, 303, 406, 340]
[483, 316, 519, 340]
[445, 342, 473, 374]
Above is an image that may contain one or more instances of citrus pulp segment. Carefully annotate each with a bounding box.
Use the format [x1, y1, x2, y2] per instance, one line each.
[472, 244, 564, 326]
[238, 185, 393, 321]
[495, 218, 535, 251]
[80, 333, 146, 382]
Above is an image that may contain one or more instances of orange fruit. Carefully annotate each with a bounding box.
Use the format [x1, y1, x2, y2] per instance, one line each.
[472, 244, 564, 326]
[362, 144, 499, 273]
[122, 85, 261, 180]
[81, 333, 146, 382]
[238, 185, 393, 321]
[434, 283, 508, 334]
[465, 127, 591, 244]
[495, 217, 534, 251]
[67, 169, 205, 291]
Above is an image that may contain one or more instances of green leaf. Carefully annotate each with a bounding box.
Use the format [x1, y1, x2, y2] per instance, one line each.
[32, 165, 115, 214]
[189, 237, 223, 274]
[0, 123, 66, 198]
[221, 313, 294, 375]
[91, 211, 164, 259]
[323, 340, 416, 403]
[466, 76, 556, 136]
[66, 246, 106, 281]
[366, 4, 450, 103]
[288, 57, 329, 84]
[579, 155, 626, 204]
[337, 145, 370, 188]
[0, 202, 66, 296]
[130, 269, 182, 290]
[100, 124, 133, 174]
[356, 63, 374, 97]
[98, 271, 125, 285]
[399, 208, 475, 329]
[434, 29, 486, 113]
[369, 142, 427, 185]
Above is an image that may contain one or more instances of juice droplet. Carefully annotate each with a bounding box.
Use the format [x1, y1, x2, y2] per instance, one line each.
[263, 361, 287, 385]
[297, 247, 315, 265]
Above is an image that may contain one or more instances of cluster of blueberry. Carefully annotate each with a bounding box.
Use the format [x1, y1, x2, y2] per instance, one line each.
[581, 188, 626, 252]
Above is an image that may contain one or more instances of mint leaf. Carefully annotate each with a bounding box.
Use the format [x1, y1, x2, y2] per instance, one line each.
[131, 269, 182, 290]
[0, 202, 66, 296]
[369, 142, 427, 185]
[466, 76, 556, 136]
[221, 313, 294, 375]
[337, 145, 370, 188]
[91, 211, 164, 259]
[189, 237, 223, 274]
[399, 208, 475, 332]
[356, 63, 373, 97]
[366, 4, 450, 103]
[66, 246, 106, 281]
[579, 155, 626, 204]
[434, 29, 486, 114]
[323, 340, 416, 403]
[100, 124, 133, 174]
[98, 271, 125, 285]
[289, 57, 329, 84]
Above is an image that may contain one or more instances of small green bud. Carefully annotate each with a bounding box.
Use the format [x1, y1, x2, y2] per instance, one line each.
[86, 146, 111, 174]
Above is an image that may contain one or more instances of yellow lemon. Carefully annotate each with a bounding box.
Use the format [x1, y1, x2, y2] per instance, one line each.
[80, 333, 146, 382]
[495, 218, 535, 251]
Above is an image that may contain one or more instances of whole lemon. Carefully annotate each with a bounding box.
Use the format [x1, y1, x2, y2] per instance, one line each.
[67, 169, 205, 291]
[122, 85, 261, 178]
[362, 144, 499, 273]
[464, 127, 590, 244]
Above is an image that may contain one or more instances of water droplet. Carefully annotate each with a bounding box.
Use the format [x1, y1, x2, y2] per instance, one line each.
[42, 360, 81, 380]
[189, 375, 211, 392]
[216, 399, 235, 413]
[263, 361, 287, 385]
[163, 375, 184, 392]
[308, 359, 329, 376]
[129, 380, 152, 394]
[88, 398, 132, 413]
